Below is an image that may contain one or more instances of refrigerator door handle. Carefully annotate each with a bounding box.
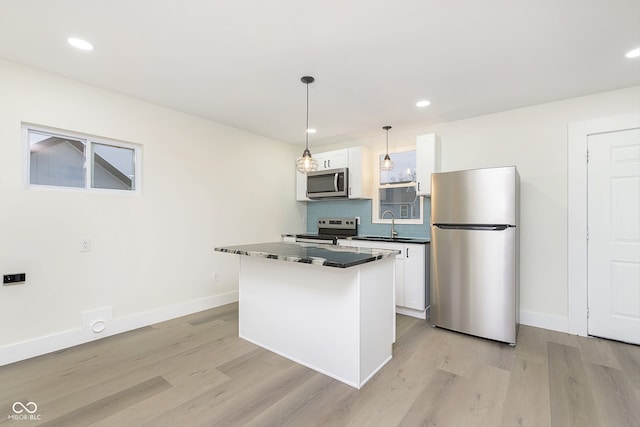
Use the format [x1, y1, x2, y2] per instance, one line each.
[434, 224, 510, 231]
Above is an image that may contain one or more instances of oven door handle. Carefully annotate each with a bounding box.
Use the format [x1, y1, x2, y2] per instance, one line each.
[295, 237, 337, 245]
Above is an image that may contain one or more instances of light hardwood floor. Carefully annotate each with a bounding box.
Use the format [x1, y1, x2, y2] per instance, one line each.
[1, 303, 639, 426]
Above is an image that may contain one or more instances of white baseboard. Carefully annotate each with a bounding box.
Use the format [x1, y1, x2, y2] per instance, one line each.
[519, 309, 569, 334]
[0, 291, 238, 367]
[396, 306, 427, 320]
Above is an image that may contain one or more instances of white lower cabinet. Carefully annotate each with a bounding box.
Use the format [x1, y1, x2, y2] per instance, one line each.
[402, 244, 427, 312]
[338, 239, 429, 319]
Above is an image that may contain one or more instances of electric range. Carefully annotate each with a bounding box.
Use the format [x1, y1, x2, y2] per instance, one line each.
[296, 217, 358, 245]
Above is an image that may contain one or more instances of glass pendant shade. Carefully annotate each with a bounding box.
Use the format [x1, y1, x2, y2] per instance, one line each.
[380, 125, 394, 171]
[297, 148, 319, 173]
[381, 153, 395, 171]
[296, 76, 318, 174]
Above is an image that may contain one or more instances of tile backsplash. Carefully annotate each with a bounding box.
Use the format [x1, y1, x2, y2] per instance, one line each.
[306, 198, 431, 238]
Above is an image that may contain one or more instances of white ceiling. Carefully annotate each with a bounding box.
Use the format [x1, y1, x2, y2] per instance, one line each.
[0, 0, 638, 146]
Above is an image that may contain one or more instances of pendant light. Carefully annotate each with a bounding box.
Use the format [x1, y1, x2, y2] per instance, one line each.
[296, 76, 319, 174]
[380, 125, 394, 171]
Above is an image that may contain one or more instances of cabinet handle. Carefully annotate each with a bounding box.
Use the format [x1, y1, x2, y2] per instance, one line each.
[417, 182, 420, 192]
[328, 159, 331, 168]
[406, 248, 409, 257]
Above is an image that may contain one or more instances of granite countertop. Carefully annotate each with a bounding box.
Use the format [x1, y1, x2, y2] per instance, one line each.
[215, 241, 400, 268]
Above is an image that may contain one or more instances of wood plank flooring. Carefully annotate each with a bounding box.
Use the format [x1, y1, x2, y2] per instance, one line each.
[1, 302, 639, 426]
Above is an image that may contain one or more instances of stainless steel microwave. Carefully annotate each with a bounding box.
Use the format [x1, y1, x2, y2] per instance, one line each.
[307, 168, 349, 199]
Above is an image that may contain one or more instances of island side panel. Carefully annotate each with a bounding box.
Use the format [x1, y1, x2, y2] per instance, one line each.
[238, 256, 361, 387]
[358, 256, 395, 386]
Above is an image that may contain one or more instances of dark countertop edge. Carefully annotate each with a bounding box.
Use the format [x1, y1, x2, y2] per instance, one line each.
[280, 234, 430, 243]
[345, 236, 431, 244]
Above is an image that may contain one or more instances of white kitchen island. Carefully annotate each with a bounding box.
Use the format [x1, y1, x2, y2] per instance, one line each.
[215, 242, 399, 389]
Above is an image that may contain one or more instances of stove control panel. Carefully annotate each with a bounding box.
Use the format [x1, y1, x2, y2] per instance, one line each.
[317, 217, 357, 230]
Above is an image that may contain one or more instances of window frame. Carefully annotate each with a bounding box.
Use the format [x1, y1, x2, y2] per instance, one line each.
[22, 123, 142, 195]
[372, 145, 424, 225]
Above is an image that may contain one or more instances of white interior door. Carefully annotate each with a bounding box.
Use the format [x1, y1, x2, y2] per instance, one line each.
[587, 128, 640, 344]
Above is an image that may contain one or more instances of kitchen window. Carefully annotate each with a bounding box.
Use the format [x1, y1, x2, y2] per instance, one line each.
[372, 148, 424, 224]
[23, 124, 141, 193]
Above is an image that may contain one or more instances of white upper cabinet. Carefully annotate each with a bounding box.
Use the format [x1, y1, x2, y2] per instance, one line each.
[346, 146, 371, 199]
[314, 150, 348, 171]
[296, 146, 372, 201]
[415, 133, 441, 196]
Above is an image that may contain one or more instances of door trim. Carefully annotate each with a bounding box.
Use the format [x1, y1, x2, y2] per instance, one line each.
[567, 113, 640, 336]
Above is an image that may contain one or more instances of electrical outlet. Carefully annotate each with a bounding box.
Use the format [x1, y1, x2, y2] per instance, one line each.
[355, 216, 361, 225]
[80, 238, 92, 252]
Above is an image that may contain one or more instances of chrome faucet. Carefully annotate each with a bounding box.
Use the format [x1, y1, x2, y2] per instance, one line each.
[381, 210, 398, 238]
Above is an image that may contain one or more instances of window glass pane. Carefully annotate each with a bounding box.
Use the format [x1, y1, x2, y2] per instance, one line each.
[92, 143, 135, 190]
[29, 130, 86, 188]
[379, 186, 421, 219]
[380, 150, 416, 184]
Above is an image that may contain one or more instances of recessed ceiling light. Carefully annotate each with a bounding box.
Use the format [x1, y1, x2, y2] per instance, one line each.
[626, 47, 640, 58]
[416, 100, 431, 108]
[306, 128, 316, 134]
[67, 37, 93, 51]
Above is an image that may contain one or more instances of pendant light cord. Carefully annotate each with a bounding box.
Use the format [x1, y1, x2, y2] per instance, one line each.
[305, 81, 310, 150]
[383, 125, 392, 155]
[386, 129, 389, 153]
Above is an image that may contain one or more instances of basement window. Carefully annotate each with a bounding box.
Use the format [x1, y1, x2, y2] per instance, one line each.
[23, 124, 141, 193]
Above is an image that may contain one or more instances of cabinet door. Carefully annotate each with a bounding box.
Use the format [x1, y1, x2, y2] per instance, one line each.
[313, 152, 331, 171]
[403, 244, 426, 310]
[416, 134, 440, 196]
[315, 149, 348, 171]
[347, 146, 372, 199]
[327, 150, 348, 169]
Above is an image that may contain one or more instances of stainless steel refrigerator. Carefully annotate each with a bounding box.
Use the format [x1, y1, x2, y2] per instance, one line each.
[430, 166, 519, 344]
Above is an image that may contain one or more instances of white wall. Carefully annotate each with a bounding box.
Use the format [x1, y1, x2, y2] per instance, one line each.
[2, 58, 637, 364]
[321, 86, 640, 332]
[0, 59, 306, 365]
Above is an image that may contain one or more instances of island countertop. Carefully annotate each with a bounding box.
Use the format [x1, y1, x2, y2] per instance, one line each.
[215, 241, 400, 268]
